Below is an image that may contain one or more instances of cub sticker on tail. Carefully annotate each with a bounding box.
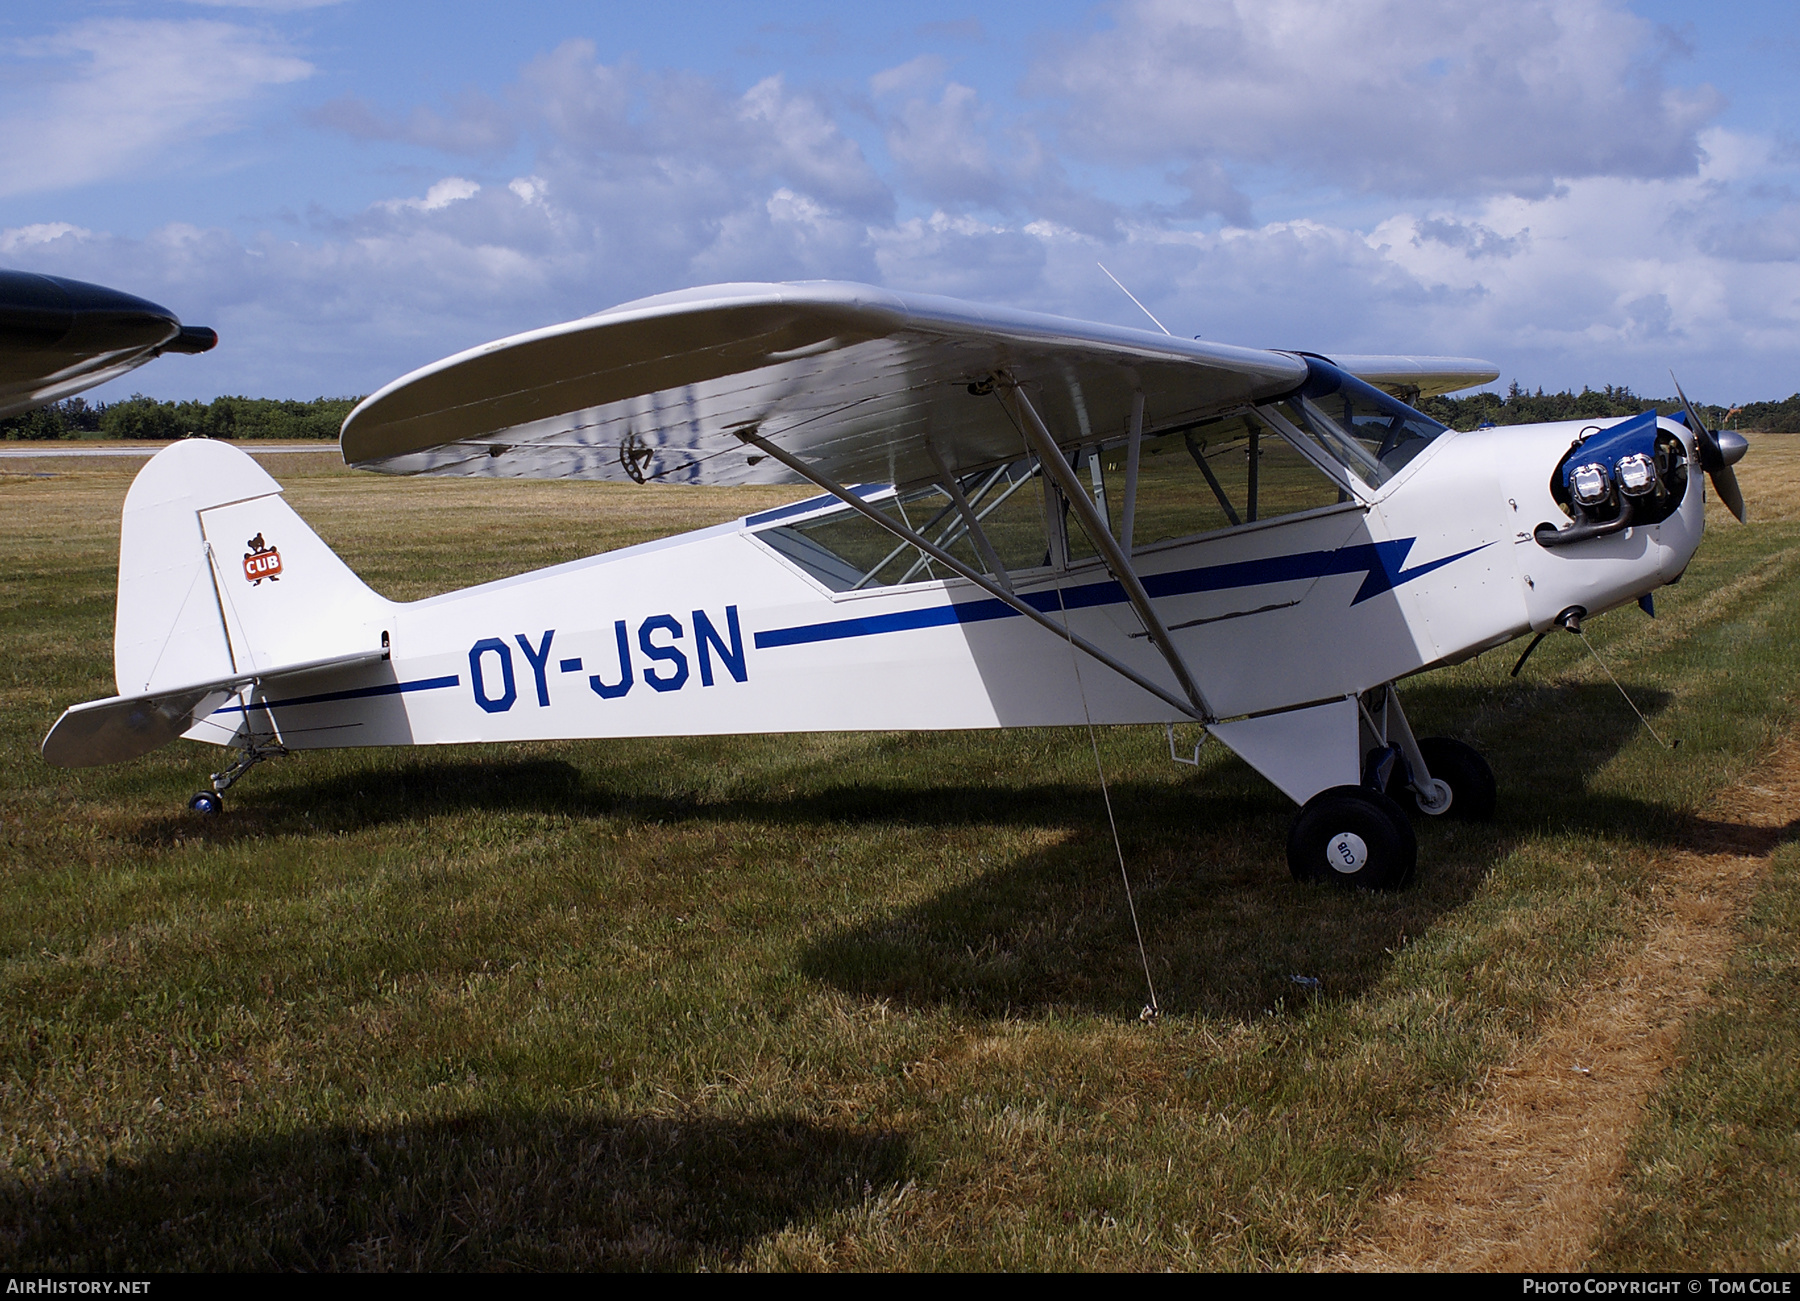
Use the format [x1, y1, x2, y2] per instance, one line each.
[243, 533, 282, 584]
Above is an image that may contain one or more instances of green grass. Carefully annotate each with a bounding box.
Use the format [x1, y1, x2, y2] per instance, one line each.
[1591, 841, 1800, 1270]
[3, 446, 1800, 1269]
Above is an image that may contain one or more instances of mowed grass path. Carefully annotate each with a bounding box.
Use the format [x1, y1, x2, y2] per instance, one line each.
[3, 443, 1799, 1269]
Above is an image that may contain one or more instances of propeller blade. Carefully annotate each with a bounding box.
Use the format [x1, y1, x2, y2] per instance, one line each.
[1670, 372, 1719, 469]
[1714, 464, 1747, 523]
[1670, 370, 1746, 522]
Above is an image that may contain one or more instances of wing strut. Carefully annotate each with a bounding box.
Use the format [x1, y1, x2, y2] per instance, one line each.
[1005, 389, 1217, 722]
[733, 428, 1206, 722]
[925, 438, 1013, 594]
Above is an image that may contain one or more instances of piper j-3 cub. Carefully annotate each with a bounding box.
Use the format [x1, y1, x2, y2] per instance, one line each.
[41, 281, 1748, 889]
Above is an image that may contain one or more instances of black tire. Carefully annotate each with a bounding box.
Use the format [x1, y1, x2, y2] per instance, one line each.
[1408, 737, 1496, 821]
[187, 791, 223, 816]
[1287, 785, 1417, 890]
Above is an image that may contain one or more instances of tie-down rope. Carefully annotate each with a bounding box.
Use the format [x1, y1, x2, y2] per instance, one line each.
[1054, 583, 1162, 1022]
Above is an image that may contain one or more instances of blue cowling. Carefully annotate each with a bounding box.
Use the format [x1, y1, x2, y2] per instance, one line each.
[1537, 409, 1687, 548]
[1560, 409, 1658, 501]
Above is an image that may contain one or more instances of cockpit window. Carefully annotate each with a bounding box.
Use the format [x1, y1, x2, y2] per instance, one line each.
[1265, 358, 1448, 489]
[1070, 408, 1346, 562]
[753, 365, 1438, 592]
[757, 459, 1049, 592]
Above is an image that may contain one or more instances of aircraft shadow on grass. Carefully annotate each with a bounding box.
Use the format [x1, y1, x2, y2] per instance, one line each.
[791, 679, 1727, 1020]
[1, 1110, 908, 1271]
[133, 678, 1788, 1020]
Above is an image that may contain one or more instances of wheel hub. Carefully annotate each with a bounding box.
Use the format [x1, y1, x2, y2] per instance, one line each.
[1415, 777, 1454, 816]
[1327, 831, 1369, 873]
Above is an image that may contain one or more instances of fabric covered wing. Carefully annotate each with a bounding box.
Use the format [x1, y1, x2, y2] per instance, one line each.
[338, 281, 1310, 489]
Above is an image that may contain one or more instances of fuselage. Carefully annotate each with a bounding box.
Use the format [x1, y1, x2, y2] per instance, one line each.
[184, 414, 1704, 755]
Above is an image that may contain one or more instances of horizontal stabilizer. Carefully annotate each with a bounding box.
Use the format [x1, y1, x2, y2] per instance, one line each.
[42, 648, 387, 768]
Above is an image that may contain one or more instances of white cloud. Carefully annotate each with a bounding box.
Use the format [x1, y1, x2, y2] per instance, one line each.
[870, 54, 949, 98]
[23, 150, 1797, 406]
[874, 72, 1131, 234]
[883, 82, 1017, 209]
[377, 177, 483, 214]
[0, 19, 312, 198]
[504, 44, 893, 220]
[0, 222, 91, 257]
[1031, 0, 1721, 203]
[738, 75, 893, 218]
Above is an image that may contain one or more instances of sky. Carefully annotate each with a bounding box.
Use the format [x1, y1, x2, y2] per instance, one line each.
[1, 0, 1796, 406]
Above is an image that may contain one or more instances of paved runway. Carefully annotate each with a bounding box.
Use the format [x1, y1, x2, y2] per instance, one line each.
[0, 442, 335, 458]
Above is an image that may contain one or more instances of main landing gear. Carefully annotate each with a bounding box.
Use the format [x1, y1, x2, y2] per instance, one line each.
[1287, 784, 1417, 889]
[184, 740, 286, 817]
[1286, 687, 1496, 890]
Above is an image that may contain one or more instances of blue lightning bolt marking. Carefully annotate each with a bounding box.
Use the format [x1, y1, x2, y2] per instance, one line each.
[753, 538, 1490, 650]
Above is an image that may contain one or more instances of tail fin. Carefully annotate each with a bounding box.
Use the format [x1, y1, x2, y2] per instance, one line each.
[114, 440, 391, 696]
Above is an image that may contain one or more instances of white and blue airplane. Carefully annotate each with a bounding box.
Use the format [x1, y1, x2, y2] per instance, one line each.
[40, 281, 1748, 889]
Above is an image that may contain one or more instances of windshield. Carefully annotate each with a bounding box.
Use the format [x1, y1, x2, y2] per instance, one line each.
[1266, 358, 1449, 489]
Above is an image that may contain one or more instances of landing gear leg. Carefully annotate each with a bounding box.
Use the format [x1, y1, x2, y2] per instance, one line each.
[1407, 737, 1496, 822]
[185, 741, 287, 816]
[1360, 685, 1497, 822]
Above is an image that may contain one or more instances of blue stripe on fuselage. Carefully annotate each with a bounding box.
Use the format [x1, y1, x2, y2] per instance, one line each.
[752, 537, 1486, 650]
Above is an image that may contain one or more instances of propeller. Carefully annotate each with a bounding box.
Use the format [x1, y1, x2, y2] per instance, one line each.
[1671, 371, 1748, 523]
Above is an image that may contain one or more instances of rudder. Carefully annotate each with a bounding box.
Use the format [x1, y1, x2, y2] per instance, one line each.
[114, 440, 391, 696]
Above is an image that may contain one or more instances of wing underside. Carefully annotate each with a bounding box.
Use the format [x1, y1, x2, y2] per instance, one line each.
[341, 282, 1312, 489]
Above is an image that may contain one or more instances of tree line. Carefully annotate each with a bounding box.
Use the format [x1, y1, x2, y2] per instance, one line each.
[0, 394, 361, 441]
[4, 384, 1798, 442]
[1418, 383, 1800, 433]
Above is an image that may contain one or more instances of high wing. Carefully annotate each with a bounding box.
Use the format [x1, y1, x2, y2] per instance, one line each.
[343, 281, 1335, 489]
[1327, 354, 1500, 400]
[0, 270, 217, 420]
[341, 277, 1496, 492]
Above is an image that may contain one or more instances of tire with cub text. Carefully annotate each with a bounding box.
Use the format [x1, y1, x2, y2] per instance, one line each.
[1287, 785, 1416, 890]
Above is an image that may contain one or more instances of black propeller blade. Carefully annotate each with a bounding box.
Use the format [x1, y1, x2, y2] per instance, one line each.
[1671, 372, 1747, 523]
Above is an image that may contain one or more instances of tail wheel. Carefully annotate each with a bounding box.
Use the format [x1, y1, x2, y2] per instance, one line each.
[187, 791, 223, 816]
[1287, 785, 1416, 890]
[1409, 737, 1496, 822]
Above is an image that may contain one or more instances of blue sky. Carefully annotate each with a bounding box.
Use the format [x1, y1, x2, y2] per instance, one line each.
[2, 1, 1795, 405]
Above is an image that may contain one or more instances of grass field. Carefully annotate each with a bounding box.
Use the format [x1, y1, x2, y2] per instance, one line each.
[3, 442, 1800, 1270]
